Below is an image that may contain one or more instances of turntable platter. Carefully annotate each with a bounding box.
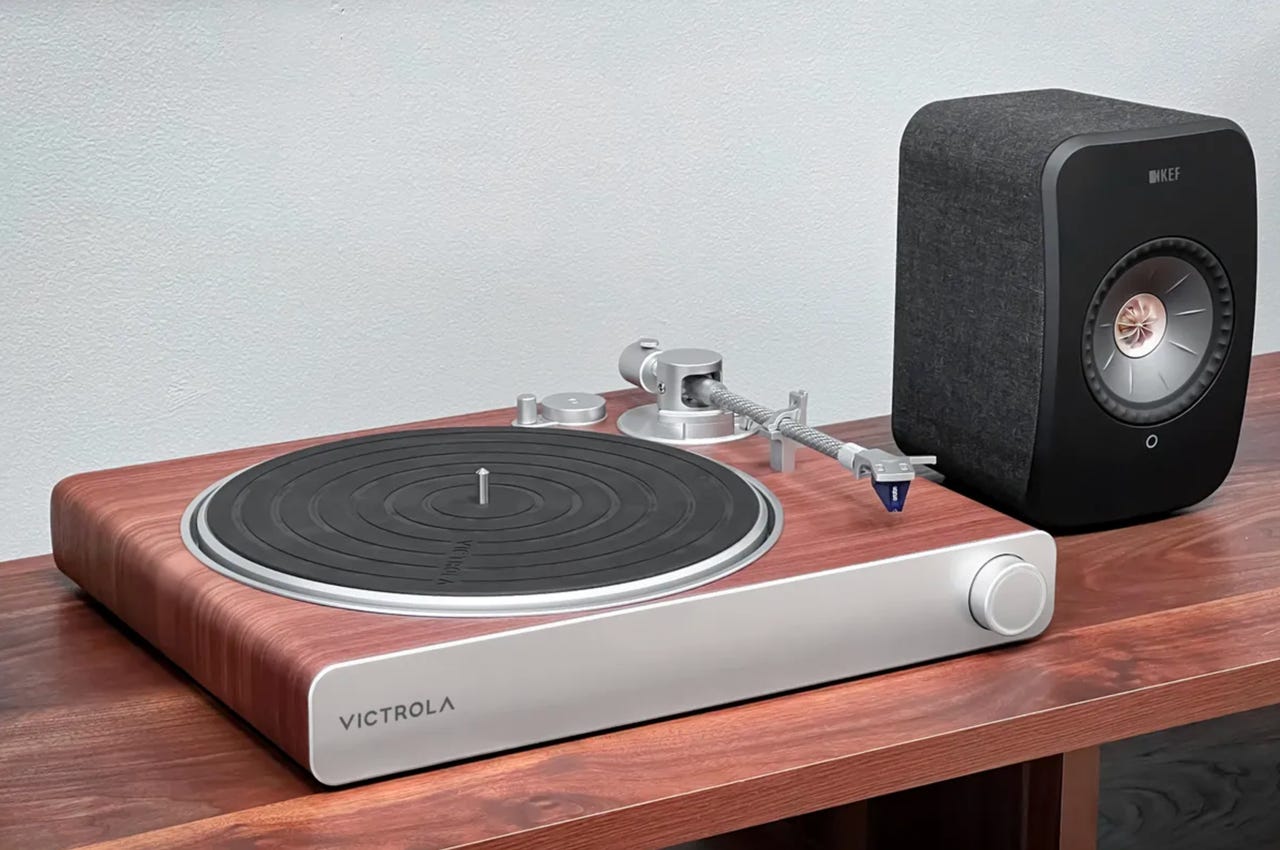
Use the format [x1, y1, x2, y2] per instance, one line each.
[184, 427, 780, 616]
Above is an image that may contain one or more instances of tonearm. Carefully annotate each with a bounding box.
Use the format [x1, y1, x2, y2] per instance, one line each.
[615, 338, 935, 512]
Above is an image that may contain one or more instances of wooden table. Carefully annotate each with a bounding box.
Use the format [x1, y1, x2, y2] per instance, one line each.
[4, 352, 1280, 850]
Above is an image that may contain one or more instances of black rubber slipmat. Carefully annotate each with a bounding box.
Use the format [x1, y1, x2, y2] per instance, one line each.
[202, 427, 762, 596]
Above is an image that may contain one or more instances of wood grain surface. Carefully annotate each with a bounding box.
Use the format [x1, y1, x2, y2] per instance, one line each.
[49, 387, 1031, 771]
[0, 351, 1277, 850]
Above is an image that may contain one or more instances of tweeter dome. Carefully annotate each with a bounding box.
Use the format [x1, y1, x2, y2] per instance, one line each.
[892, 89, 1256, 528]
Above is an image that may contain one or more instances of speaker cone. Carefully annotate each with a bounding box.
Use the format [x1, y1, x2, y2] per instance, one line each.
[1082, 237, 1233, 425]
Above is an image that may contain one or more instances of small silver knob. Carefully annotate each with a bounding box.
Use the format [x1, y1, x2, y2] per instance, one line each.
[514, 393, 539, 426]
[619, 338, 664, 393]
[969, 555, 1048, 636]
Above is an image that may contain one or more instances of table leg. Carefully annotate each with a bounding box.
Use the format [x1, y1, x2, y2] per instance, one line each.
[1053, 747, 1101, 850]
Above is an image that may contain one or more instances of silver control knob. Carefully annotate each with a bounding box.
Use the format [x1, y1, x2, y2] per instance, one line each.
[969, 554, 1048, 636]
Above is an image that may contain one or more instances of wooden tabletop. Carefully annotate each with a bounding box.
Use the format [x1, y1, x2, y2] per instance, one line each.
[4, 352, 1280, 850]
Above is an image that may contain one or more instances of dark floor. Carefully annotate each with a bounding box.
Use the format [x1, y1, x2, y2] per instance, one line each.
[1099, 703, 1280, 850]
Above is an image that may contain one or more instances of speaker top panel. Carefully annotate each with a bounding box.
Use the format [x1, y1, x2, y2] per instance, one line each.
[901, 89, 1217, 192]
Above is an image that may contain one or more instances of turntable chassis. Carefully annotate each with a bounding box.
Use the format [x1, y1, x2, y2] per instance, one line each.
[52, 389, 1053, 785]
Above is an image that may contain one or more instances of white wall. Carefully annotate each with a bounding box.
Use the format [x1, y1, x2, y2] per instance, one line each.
[2, 2, 1278, 560]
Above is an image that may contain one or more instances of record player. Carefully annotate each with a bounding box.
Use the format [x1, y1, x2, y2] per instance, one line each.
[52, 338, 1056, 785]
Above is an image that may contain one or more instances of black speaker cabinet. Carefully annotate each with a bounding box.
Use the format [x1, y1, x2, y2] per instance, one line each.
[892, 89, 1256, 529]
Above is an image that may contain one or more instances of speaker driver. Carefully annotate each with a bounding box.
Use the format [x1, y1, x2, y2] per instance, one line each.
[1082, 237, 1233, 425]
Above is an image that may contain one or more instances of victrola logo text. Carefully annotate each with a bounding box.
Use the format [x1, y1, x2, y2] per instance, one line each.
[339, 696, 456, 731]
[1149, 166, 1181, 184]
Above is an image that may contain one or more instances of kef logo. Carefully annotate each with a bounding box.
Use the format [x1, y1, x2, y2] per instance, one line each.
[1149, 166, 1181, 184]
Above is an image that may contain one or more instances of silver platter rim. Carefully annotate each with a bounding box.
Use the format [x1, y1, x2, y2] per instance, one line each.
[180, 457, 782, 619]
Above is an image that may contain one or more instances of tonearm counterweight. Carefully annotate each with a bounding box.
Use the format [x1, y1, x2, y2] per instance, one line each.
[614, 338, 935, 511]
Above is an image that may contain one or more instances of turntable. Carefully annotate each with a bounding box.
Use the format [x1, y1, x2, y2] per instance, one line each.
[52, 339, 1056, 784]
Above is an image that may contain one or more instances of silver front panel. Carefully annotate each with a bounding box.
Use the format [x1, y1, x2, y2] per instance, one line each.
[309, 530, 1055, 785]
